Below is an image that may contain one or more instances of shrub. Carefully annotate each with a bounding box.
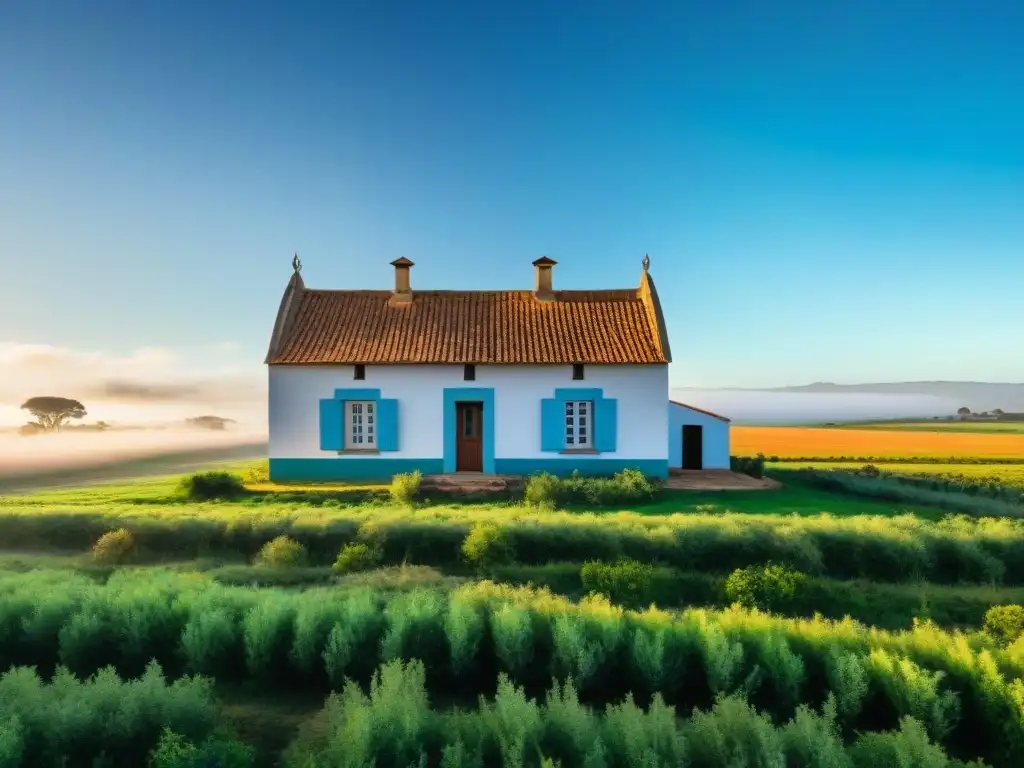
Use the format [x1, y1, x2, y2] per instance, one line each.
[92, 528, 136, 565]
[333, 543, 382, 574]
[725, 563, 807, 612]
[525, 472, 561, 508]
[461, 523, 513, 571]
[149, 729, 255, 768]
[254, 536, 308, 568]
[580, 558, 655, 607]
[561, 469, 660, 507]
[731, 455, 766, 479]
[391, 473, 423, 507]
[983, 604, 1024, 645]
[242, 461, 269, 485]
[178, 471, 245, 501]
[390, 471, 422, 506]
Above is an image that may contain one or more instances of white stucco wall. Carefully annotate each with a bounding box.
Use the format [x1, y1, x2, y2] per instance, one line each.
[668, 402, 731, 470]
[269, 364, 668, 460]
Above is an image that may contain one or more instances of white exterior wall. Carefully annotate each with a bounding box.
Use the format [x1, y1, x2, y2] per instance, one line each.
[668, 402, 731, 470]
[269, 364, 668, 459]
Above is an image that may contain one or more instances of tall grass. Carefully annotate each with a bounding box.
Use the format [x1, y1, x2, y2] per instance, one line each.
[0, 661, 224, 767]
[284, 659, 981, 768]
[0, 570, 1022, 764]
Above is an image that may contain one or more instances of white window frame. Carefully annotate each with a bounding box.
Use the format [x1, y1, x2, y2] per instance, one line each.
[344, 400, 377, 449]
[564, 400, 593, 449]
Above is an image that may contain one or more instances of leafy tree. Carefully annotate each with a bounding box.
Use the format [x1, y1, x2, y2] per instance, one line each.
[19, 396, 87, 432]
[957, 407, 971, 417]
[993, 408, 1005, 417]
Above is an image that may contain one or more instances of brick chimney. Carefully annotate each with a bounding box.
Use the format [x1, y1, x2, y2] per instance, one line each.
[390, 257, 414, 304]
[532, 256, 556, 300]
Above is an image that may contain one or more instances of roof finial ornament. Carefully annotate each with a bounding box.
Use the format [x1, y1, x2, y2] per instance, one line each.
[292, 253, 302, 273]
[642, 254, 650, 272]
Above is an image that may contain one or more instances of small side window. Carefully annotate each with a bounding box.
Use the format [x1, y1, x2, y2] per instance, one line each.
[572, 364, 584, 380]
[354, 364, 366, 380]
[464, 364, 476, 381]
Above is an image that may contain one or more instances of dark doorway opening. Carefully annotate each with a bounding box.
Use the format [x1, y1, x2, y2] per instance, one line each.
[456, 402, 484, 472]
[682, 425, 704, 470]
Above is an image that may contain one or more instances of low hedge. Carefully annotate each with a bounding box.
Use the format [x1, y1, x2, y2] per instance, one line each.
[7, 505, 1024, 586]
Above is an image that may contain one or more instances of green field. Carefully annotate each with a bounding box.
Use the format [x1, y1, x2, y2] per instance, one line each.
[771, 461, 1024, 487]
[825, 420, 1024, 434]
[3, 459, 1024, 766]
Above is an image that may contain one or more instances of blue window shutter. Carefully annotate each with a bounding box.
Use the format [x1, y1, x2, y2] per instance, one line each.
[377, 398, 399, 451]
[595, 398, 617, 452]
[541, 398, 563, 452]
[319, 398, 343, 450]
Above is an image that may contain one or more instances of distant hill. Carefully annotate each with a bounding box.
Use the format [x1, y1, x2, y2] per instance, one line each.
[718, 381, 1024, 412]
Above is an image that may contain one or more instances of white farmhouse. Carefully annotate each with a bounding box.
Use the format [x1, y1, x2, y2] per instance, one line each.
[265, 255, 730, 482]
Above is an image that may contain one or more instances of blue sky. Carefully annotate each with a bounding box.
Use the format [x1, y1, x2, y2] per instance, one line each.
[2, 0, 1023, 389]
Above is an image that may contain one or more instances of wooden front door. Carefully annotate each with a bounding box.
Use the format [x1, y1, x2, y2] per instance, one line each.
[456, 402, 484, 472]
[682, 425, 704, 470]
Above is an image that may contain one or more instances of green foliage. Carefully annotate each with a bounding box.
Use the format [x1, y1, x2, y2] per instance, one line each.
[524, 472, 561, 508]
[92, 527, 136, 565]
[0, 661, 218, 767]
[285, 661, 978, 768]
[725, 563, 807, 612]
[13, 486, 1024, 586]
[178, 471, 245, 501]
[0, 571, 1018, 764]
[731, 454, 766, 479]
[333, 543, 382, 574]
[148, 729, 255, 768]
[525, 469, 661, 508]
[461, 522, 514, 571]
[254, 536, 308, 568]
[580, 558, 655, 608]
[560, 468, 661, 507]
[983, 604, 1024, 645]
[782, 468, 1024, 519]
[390, 470, 422, 506]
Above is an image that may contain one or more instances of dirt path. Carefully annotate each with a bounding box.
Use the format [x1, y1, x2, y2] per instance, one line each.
[0, 442, 267, 495]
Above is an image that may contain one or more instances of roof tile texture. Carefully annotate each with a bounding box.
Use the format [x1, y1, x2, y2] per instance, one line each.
[270, 289, 667, 364]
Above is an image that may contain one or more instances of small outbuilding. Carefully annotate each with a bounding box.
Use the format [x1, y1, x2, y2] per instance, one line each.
[668, 400, 731, 470]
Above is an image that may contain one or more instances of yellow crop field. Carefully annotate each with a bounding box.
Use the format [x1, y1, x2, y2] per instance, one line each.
[731, 425, 1024, 459]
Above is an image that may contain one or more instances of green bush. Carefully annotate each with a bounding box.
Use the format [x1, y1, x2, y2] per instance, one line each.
[983, 604, 1024, 645]
[0, 571, 1020, 764]
[524, 472, 561, 507]
[92, 528, 137, 565]
[580, 558, 655, 608]
[461, 523, 513, 571]
[0, 661, 218, 767]
[731, 455, 766, 479]
[254, 536, 308, 568]
[333, 543, 381, 574]
[561, 468, 660, 507]
[284, 659, 968, 768]
[390, 471, 422, 506]
[149, 728, 255, 768]
[178, 471, 245, 501]
[725, 563, 807, 612]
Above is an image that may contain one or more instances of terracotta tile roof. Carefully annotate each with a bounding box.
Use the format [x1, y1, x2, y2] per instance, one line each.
[268, 287, 669, 365]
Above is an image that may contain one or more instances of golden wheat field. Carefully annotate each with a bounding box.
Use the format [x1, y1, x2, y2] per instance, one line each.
[731, 425, 1024, 459]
